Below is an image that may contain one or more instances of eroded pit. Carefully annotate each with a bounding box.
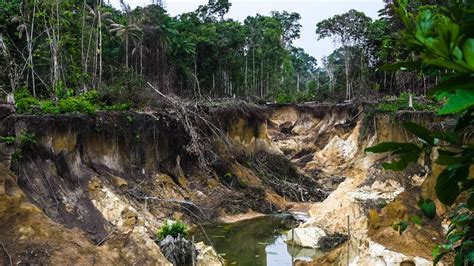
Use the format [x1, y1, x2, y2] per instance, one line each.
[0, 103, 450, 265]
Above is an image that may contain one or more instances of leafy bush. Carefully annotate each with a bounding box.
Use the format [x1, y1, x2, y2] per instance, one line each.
[10, 132, 37, 163]
[0, 136, 16, 145]
[418, 199, 436, 220]
[18, 132, 37, 149]
[14, 89, 107, 115]
[99, 68, 148, 108]
[15, 88, 40, 113]
[156, 220, 188, 241]
[377, 92, 438, 113]
[58, 95, 98, 114]
[275, 90, 315, 104]
[367, 1, 474, 264]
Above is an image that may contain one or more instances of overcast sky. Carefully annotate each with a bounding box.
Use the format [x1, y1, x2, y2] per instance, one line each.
[110, 0, 384, 62]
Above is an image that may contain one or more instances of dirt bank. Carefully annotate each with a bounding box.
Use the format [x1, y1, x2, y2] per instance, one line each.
[0, 102, 450, 264]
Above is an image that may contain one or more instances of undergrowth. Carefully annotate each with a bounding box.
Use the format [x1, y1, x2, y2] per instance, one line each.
[14, 88, 130, 115]
[156, 220, 188, 241]
[377, 92, 438, 113]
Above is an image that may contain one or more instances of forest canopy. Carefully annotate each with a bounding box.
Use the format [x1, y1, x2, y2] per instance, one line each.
[0, 0, 455, 108]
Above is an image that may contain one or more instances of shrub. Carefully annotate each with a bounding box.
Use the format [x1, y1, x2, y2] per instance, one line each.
[377, 92, 438, 113]
[15, 88, 40, 113]
[58, 96, 98, 114]
[156, 220, 188, 241]
[0, 136, 16, 145]
[99, 68, 149, 108]
[275, 90, 315, 104]
[18, 132, 37, 149]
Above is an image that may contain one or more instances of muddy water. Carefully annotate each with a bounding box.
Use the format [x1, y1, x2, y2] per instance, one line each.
[192, 214, 323, 265]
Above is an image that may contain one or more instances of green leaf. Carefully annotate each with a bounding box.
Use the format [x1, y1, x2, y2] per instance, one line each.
[382, 152, 420, 171]
[455, 109, 473, 131]
[433, 132, 460, 145]
[454, 253, 463, 266]
[428, 75, 474, 97]
[466, 251, 474, 263]
[403, 122, 435, 146]
[432, 245, 447, 265]
[435, 155, 468, 165]
[438, 89, 474, 115]
[463, 38, 474, 67]
[468, 193, 474, 211]
[435, 166, 470, 205]
[418, 199, 437, 219]
[365, 142, 421, 154]
[462, 240, 474, 249]
[392, 221, 409, 235]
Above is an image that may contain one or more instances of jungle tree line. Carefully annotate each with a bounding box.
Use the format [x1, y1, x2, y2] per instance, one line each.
[0, 0, 455, 103]
[0, 0, 315, 102]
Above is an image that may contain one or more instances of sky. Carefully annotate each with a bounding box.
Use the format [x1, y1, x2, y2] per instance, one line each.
[110, 0, 385, 62]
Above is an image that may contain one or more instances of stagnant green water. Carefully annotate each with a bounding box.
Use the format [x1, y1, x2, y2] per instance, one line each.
[192, 214, 323, 265]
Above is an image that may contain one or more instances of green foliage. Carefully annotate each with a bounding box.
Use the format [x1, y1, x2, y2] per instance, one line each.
[365, 141, 422, 171]
[377, 93, 438, 113]
[10, 132, 37, 163]
[11, 149, 23, 163]
[15, 88, 40, 113]
[368, 1, 474, 264]
[392, 220, 409, 235]
[14, 89, 125, 115]
[418, 199, 437, 219]
[156, 220, 188, 241]
[275, 90, 314, 104]
[98, 68, 145, 108]
[0, 136, 16, 145]
[410, 215, 423, 226]
[18, 132, 37, 148]
[57, 95, 98, 115]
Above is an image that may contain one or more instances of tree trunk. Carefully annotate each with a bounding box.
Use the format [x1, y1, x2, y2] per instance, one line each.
[260, 59, 263, 98]
[252, 47, 255, 95]
[30, 0, 37, 97]
[98, 4, 103, 85]
[81, 0, 87, 92]
[296, 72, 300, 92]
[140, 41, 143, 76]
[245, 56, 248, 94]
[125, 35, 129, 68]
[344, 47, 351, 100]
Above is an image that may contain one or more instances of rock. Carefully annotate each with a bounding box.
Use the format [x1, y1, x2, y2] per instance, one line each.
[159, 235, 197, 266]
[317, 233, 348, 250]
[0, 104, 15, 120]
[195, 242, 222, 266]
[88, 177, 102, 191]
[286, 227, 327, 248]
[120, 208, 138, 229]
[351, 241, 433, 266]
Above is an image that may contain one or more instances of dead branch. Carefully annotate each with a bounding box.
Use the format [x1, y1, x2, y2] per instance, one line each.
[96, 227, 118, 246]
[0, 242, 12, 266]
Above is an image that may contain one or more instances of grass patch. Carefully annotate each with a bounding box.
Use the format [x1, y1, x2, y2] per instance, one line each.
[377, 93, 438, 114]
[14, 88, 131, 115]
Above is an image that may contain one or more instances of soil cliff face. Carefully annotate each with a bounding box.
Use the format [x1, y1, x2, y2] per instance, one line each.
[264, 105, 448, 266]
[0, 103, 448, 265]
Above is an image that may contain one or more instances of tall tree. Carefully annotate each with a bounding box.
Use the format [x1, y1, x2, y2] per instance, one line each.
[316, 9, 372, 100]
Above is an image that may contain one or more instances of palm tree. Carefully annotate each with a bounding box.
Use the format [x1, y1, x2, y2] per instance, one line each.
[83, 2, 113, 89]
[110, 1, 142, 68]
